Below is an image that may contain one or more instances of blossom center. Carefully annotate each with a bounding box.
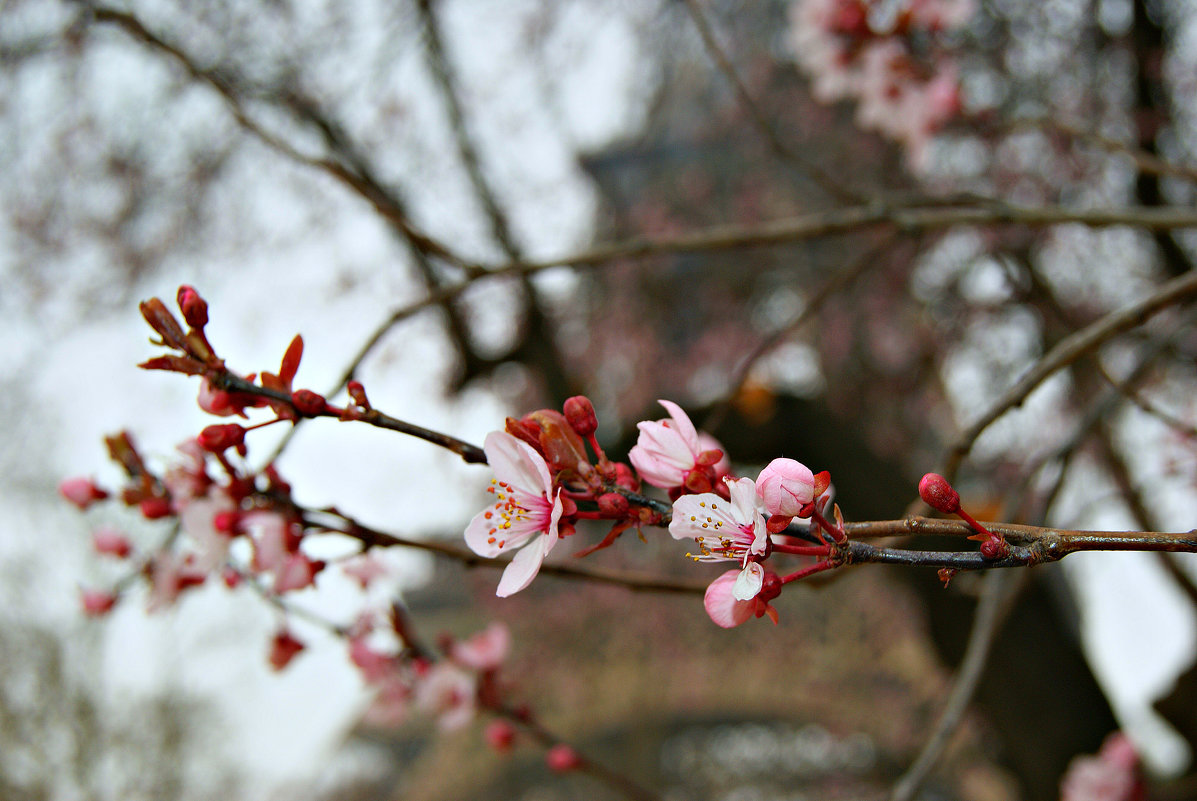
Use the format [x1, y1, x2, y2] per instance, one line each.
[482, 479, 550, 550]
[685, 499, 756, 562]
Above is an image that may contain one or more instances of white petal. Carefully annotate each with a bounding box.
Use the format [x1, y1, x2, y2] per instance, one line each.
[669, 492, 737, 541]
[484, 431, 552, 496]
[495, 535, 551, 597]
[732, 562, 764, 600]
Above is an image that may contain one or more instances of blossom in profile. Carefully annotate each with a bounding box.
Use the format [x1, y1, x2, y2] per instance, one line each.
[703, 569, 779, 628]
[59, 477, 108, 510]
[629, 400, 703, 488]
[465, 431, 563, 597]
[450, 622, 510, 671]
[670, 476, 769, 600]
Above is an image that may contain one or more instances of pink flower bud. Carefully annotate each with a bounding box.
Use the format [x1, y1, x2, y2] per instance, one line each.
[918, 473, 960, 514]
[92, 527, 132, 558]
[59, 477, 108, 510]
[176, 285, 209, 329]
[268, 629, 305, 671]
[755, 458, 815, 517]
[484, 720, 517, 753]
[563, 395, 599, 437]
[546, 744, 582, 772]
[81, 588, 117, 616]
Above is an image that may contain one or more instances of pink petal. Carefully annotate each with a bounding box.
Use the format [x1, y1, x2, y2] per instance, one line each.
[703, 570, 756, 628]
[496, 535, 552, 597]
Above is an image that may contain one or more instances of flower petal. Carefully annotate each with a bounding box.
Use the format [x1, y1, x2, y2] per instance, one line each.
[669, 491, 741, 542]
[732, 562, 764, 600]
[484, 431, 552, 496]
[496, 535, 551, 597]
[703, 570, 756, 628]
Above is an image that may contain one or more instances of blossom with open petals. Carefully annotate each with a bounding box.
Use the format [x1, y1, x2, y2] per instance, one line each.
[629, 400, 705, 489]
[465, 431, 563, 597]
[670, 476, 769, 600]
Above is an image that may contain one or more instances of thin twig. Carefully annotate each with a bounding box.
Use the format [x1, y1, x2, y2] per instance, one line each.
[680, 0, 862, 204]
[942, 268, 1197, 482]
[889, 571, 1025, 801]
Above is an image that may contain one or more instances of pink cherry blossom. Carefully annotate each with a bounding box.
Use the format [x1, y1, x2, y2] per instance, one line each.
[80, 588, 118, 616]
[415, 662, 477, 730]
[756, 458, 815, 517]
[450, 622, 510, 671]
[703, 569, 778, 628]
[465, 431, 563, 597]
[1060, 732, 1141, 801]
[92, 527, 132, 558]
[670, 476, 770, 599]
[628, 400, 704, 488]
[59, 477, 108, 510]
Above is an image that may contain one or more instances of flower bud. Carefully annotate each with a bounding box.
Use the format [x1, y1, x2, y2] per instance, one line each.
[198, 423, 245, 453]
[139, 496, 173, 520]
[59, 477, 109, 510]
[485, 720, 517, 753]
[918, 473, 960, 514]
[176, 285, 209, 329]
[758, 571, 783, 603]
[92, 527, 132, 558]
[563, 395, 599, 437]
[291, 389, 327, 416]
[268, 629, 305, 671]
[81, 588, 117, 616]
[597, 493, 629, 517]
[347, 380, 370, 409]
[546, 744, 582, 772]
[756, 458, 815, 517]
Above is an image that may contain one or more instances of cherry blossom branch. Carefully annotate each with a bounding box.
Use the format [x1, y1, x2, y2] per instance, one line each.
[205, 368, 488, 464]
[302, 508, 708, 596]
[1015, 116, 1197, 184]
[940, 268, 1197, 482]
[680, 0, 862, 204]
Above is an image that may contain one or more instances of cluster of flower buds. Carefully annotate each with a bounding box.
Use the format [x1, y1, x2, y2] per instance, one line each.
[787, 0, 973, 171]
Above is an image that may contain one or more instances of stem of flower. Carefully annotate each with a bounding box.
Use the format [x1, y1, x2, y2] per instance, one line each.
[779, 559, 837, 584]
[770, 542, 834, 557]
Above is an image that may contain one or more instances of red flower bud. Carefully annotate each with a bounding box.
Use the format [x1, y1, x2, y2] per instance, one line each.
[980, 537, 1009, 560]
[268, 629, 305, 671]
[213, 510, 240, 535]
[291, 389, 327, 416]
[918, 472, 961, 514]
[347, 380, 370, 409]
[176, 285, 209, 329]
[139, 496, 173, 520]
[597, 493, 629, 517]
[758, 571, 783, 603]
[563, 395, 599, 437]
[59, 477, 109, 510]
[198, 423, 246, 453]
[81, 588, 117, 616]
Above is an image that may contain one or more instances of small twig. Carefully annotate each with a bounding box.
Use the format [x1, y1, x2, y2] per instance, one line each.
[889, 571, 1025, 801]
[942, 268, 1197, 482]
[680, 0, 862, 204]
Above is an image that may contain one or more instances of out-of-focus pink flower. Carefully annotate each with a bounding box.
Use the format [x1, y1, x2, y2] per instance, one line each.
[179, 492, 236, 571]
[274, 552, 320, 593]
[362, 675, 411, 728]
[342, 553, 390, 590]
[465, 432, 563, 598]
[80, 588, 117, 616]
[451, 623, 510, 672]
[245, 510, 293, 573]
[92, 527, 132, 558]
[546, 744, 582, 772]
[415, 662, 477, 730]
[670, 476, 769, 599]
[349, 636, 396, 684]
[755, 458, 815, 517]
[268, 629, 305, 671]
[147, 551, 207, 611]
[485, 719, 517, 752]
[1060, 732, 1142, 801]
[703, 569, 779, 628]
[629, 400, 704, 489]
[59, 477, 108, 510]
